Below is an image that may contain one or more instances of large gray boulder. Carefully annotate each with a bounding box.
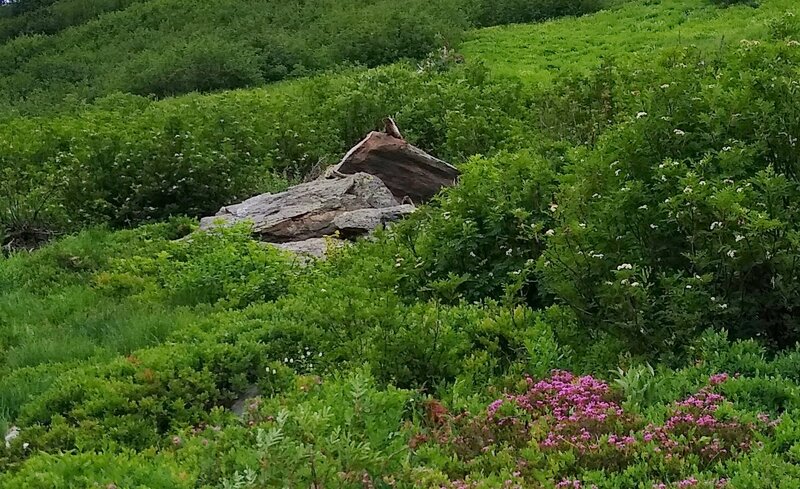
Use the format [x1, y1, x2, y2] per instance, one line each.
[332, 131, 459, 203]
[200, 172, 402, 242]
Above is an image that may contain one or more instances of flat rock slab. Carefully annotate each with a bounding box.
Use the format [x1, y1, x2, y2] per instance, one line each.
[200, 173, 400, 242]
[271, 237, 347, 259]
[333, 131, 459, 203]
[333, 205, 415, 239]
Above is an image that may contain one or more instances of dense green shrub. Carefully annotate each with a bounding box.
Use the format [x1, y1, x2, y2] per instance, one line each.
[0, 0, 469, 114]
[539, 42, 800, 352]
[466, 0, 605, 27]
[711, 0, 756, 6]
[0, 450, 193, 489]
[97, 224, 294, 308]
[124, 38, 265, 98]
[0, 0, 143, 42]
[390, 149, 561, 305]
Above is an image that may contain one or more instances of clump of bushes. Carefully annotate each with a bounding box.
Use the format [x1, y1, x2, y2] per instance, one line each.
[0, 0, 608, 115]
[539, 42, 800, 352]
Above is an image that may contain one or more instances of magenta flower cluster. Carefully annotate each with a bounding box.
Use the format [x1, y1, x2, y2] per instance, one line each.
[487, 370, 638, 468]
[425, 371, 776, 488]
[641, 378, 774, 466]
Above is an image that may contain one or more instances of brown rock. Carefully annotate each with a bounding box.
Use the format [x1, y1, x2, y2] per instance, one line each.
[333, 131, 459, 203]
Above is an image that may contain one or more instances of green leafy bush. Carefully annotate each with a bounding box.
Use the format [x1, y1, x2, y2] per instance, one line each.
[97, 223, 294, 308]
[539, 42, 800, 352]
[0, 450, 193, 489]
[391, 149, 560, 305]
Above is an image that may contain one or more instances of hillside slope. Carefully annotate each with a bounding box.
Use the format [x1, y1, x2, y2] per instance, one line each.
[4, 0, 800, 487]
[463, 0, 792, 83]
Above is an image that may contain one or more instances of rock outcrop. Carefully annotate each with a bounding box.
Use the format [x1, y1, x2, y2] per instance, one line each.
[199, 120, 457, 259]
[199, 172, 400, 242]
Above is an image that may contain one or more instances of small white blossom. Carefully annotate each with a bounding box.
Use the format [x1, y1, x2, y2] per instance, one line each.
[4, 426, 19, 448]
[650, 223, 659, 229]
[550, 203, 559, 212]
[735, 234, 745, 242]
[674, 129, 686, 136]
[719, 303, 729, 310]
[710, 221, 723, 230]
[637, 111, 648, 119]
[686, 285, 693, 289]
[615, 169, 622, 176]
[545, 229, 555, 237]
[684, 186, 693, 194]
[722, 146, 732, 152]
[506, 248, 513, 256]
[661, 83, 671, 89]
[617, 263, 634, 270]
[638, 205, 648, 210]
[727, 249, 737, 258]
[579, 223, 587, 229]
[631, 282, 641, 287]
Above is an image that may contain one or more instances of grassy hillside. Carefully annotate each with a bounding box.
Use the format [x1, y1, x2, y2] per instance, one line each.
[462, 0, 790, 83]
[4, 0, 800, 487]
[0, 0, 603, 116]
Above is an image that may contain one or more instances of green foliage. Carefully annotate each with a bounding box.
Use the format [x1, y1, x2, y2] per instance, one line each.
[391, 149, 560, 305]
[0, 62, 533, 240]
[0, 0, 469, 114]
[97, 223, 294, 308]
[539, 40, 800, 352]
[466, 0, 605, 27]
[4, 0, 800, 487]
[711, 0, 756, 6]
[0, 450, 193, 489]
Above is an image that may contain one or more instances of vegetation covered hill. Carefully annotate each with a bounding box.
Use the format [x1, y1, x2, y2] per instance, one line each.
[3, 0, 800, 487]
